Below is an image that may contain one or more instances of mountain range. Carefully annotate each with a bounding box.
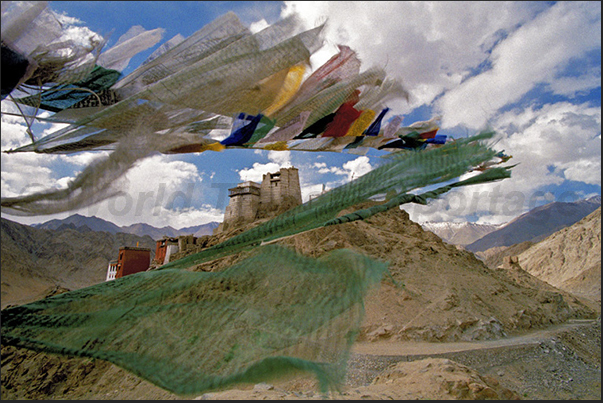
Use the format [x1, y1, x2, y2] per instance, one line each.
[4, 196, 600, 311]
[32, 214, 220, 240]
[465, 196, 601, 253]
[3, 215, 220, 308]
[421, 221, 503, 246]
[435, 196, 601, 253]
[2, 200, 600, 400]
[1, 217, 157, 308]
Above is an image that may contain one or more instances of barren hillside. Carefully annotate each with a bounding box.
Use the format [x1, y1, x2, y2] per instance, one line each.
[1, 204, 600, 400]
[475, 241, 534, 269]
[182, 203, 598, 340]
[516, 207, 601, 302]
[270, 204, 597, 342]
[1, 218, 156, 308]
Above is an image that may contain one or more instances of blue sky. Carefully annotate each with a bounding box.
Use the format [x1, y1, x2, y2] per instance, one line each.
[1, 1, 600, 229]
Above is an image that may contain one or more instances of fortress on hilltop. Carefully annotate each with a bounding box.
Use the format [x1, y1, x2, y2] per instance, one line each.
[215, 167, 302, 233]
[148, 167, 303, 267]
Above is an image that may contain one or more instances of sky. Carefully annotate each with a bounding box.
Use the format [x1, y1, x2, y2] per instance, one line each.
[1, 1, 601, 229]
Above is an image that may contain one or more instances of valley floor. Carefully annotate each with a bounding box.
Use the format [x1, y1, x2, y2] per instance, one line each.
[2, 318, 600, 400]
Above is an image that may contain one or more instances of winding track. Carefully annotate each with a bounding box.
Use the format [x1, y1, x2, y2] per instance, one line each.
[351, 318, 597, 356]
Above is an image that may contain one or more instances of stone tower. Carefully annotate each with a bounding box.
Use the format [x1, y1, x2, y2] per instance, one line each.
[216, 167, 302, 233]
[219, 181, 261, 232]
[259, 167, 302, 213]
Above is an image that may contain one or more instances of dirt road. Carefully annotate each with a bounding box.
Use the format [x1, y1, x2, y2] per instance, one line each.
[345, 318, 601, 400]
[1, 319, 600, 400]
[190, 318, 601, 400]
[351, 319, 595, 356]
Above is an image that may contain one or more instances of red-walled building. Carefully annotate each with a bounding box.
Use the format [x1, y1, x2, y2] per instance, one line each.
[115, 246, 151, 279]
[153, 237, 179, 266]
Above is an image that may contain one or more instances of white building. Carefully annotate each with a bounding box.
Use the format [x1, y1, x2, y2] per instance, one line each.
[106, 260, 118, 281]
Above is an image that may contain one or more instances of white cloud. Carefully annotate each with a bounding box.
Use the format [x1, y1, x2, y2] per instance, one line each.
[3, 2, 600, 228]
[61, 25, 104, 49]
[249, 19, 270, 33]
[267, 150, 292, 167]
[238, 162, 281, 182]
[494, 101, 601, 186]
[1, 85, 217, 229]
[1, 148, 219, 228]
[54, 12, 84, 26]
[59, 151, 112, 167]
[306, 156, 372, 182]
[545, 67, 601, 98]
[317, 165, 345, 176]
[283, 1, 545, 113]
[301, 183, 326, 202]
[79, 154, 224, 228]
[560, 159, 601, 185]
[402, 181, 539, 226]
[120, 155, 201, 208]
[436, 1, 601, 129]
[283, 1, 600, 224]
[127, 155, 200, 188]
[1, 119, 60, 199]
[294, 153, 377, 204]
[0, 121, 33, 150]
[405, 101, 601, 224]
[1, 165, 54, 197]
[237, 150, 292, 182]
[342, 156, 372, 181]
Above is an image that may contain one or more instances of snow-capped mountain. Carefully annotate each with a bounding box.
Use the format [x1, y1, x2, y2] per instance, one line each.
[421, 221, 503, 246]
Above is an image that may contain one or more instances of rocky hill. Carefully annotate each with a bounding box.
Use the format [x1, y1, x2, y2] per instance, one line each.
[465, 196, 601, 253]
[474, 240, 534, 268]
[271, 204, 598, 342]
[178, 203, 598, 342]
[1, 218, 156, 308]
[1, 204, 600, 400]
[515, 207, 601, 302]
[10, 205, 597, 339]
[476, 207, 601, 303]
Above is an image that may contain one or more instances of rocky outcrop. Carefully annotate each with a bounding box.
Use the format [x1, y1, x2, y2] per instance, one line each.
[368, 358, 521, 400]
[182, 202, 598, 342]
[516, 207, 601, 301]
[475, 241, 534, 269]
